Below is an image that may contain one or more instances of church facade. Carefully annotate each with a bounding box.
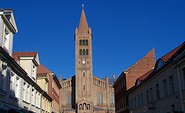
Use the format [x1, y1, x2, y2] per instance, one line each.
[60, 6, 115, 113]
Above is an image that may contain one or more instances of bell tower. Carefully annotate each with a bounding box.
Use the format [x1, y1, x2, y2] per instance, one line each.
[75, 4, 93, 107]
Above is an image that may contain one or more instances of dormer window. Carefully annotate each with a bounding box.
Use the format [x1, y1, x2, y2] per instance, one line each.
[156, 59, 165, 70]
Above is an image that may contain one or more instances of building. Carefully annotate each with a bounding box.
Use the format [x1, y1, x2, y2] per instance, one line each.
[0, 9, 20, 112]
[37, 64, 53, 113]
[60, 6, 116, 113]
[128, 41, 185, 113]
[12, 52, 42, 113]
[113, 49, 156, 113]
[37, 64, 62, 113]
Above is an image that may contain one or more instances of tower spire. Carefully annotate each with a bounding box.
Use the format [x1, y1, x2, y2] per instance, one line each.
[78, 4, 89, 33]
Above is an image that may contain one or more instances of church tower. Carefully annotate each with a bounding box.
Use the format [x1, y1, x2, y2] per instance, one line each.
[75, 5, 93, 112]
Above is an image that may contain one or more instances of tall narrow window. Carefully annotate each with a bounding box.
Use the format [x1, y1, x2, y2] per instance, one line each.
[110, 92, 114, 104]
[83, 72, 85, 77]
[79, 49, 82, 55]
[79, 40, 82, 45]
[83, 49, 86, 55]
[146, 90, 149, 103]
[141, 93, 143, 106]
[163, 79, 167, 96]
[66, 94, 71, 105]
[138, 95, 140, 107]
[86, 39, 88, 45]
[183, 68, 185, 89]
[86, 49, 88, 55]
[97, 92, 103, 104]
[169, 75, 174, 94]
[134, 97, 136, 109]
[150, 88, 153, 102]
[156, 84, 160, 99]
[82, 40, 85, 45]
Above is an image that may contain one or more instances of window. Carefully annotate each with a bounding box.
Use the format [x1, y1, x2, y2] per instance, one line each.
[79, 40, 82, 45]
[97, 92, 103, 104]
[86, 39, 88, 45]
[82, 40, 86, 45]
[182, 68, 185, 89]
[163, 79, 168, 96]
[79, 49, 89, 56]
[4, 28, 10, 51]
[110, 92, 114, 104]
[169, 75, 174, 94]
[150, 88, 153, 102]
[86, 49, 88, 55]
[156, 84, 160, 99]
[82, 49, 86, 55]
[83, 72, 85, 77]
[134, 97, 136, 109]
[138, 95, 140, 107]
[66, 94, 71, 105]
[79, 49, 83, 55]
[141, 93, 143, 106]
[146, 90, 149, 103]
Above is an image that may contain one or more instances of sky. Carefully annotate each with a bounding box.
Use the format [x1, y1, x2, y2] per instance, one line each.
[1, 0, 185, 79]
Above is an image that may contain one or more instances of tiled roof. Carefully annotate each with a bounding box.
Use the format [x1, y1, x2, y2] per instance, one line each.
[125, 48, 155, 72]
[37, 64, 52, 75]
[13, 52, 37, 57]
[161, 42, 185, 62]
[78, 6, 89, 33]
[137, 69, 154, 81]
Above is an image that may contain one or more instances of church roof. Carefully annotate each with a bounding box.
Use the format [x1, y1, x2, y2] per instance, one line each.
[77, 5, 89, 33]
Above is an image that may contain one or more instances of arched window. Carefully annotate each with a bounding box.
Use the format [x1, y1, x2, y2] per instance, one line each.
[86, 49, 88, 55]
[83, 49, 86, 55]
[79, 49, 82, 55]
[86, 39, 88, 45]
[79, 40, 82, 45]
[87, 104, 90, 110]
[83, 103, 86, 110]
[79, 104, 82, 110]
[82, 40, 86, 45]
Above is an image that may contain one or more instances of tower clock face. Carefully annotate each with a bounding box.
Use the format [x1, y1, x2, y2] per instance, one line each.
[82, 60, 86, 65]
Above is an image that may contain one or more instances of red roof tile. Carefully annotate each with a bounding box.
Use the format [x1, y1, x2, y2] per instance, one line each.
[13, 52, 37, 57]
[137, 69, 154, 81]
[161, 42, 185, 62]
[37, 64, 52, 75]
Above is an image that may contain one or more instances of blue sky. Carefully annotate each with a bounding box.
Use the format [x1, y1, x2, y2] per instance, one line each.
[1, 0, 185, 79]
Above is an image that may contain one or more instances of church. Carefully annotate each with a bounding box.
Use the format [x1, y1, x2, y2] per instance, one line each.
[60, 6, 116, 113]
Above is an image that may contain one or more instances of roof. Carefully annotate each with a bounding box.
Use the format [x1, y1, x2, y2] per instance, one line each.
[0, 9, 18, 33]
[125, 48, 155, 72]
[137, 69, 154, 82]
[13, 52, 37, 57]
[37, 64, 52, 75]
[161, 42, 185, 62]
[77, 5, 89, 33]
[128, 41, 185, 94]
